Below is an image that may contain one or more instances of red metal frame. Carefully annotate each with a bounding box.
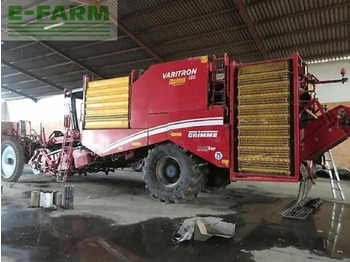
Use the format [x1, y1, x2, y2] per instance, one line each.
[27, 52, 350, 185]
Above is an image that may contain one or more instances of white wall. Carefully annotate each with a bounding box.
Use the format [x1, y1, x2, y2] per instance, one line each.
[1, 102, 9, 121]
[1, 95, 69, 134]
[308, 60, 350, 103]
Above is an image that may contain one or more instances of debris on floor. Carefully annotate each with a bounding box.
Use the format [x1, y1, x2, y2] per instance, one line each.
[282, 198, 322, 220]
[63, 185, 74, 209]
[172, 217, 235, 244]
[29, 185, 74, 211]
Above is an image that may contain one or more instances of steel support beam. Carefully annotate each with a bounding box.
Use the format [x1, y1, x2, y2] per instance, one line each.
[1, 85, 37, 102]
[269, 37, 350, 53]
[304, 52, 350, 62]
[4, 42, 37, 52]
[2, 72, 22, 78]
[168, 39, 255, 58]
[11, 52, 56, 64]
[1, 59, 65, 91]
[82, 47, 143, 61]
[67, 35, 129, 51]
[255, 2, 350, 25]
[121, 0, 269, 21]
[235, 0, 269, 60]
[43, 69, 88, 79]
[140, 8, 238, 33]
[121, 0, 189, 20]
[74, 0, 165, 63]
[5, 30, 106, 78]
[39, 41, 105, 78]
[99, 58, 156, 70]
[155, 25, 248, 46]
[29, 61, 73, 72]
[262, 21, 350, 41]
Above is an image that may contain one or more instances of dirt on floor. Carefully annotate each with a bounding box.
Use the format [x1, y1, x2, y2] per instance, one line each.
[2, 165, 350, 262]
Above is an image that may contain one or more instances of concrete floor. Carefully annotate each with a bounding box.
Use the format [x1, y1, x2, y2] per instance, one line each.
[2, 165, 350, 262]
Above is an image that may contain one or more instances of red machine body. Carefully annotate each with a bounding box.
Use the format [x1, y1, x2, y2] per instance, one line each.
[29, 53, 350, 186]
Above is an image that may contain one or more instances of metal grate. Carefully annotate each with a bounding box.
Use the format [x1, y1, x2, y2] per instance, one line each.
[236, 60, 292, 176]
[282, 198, 322, 220]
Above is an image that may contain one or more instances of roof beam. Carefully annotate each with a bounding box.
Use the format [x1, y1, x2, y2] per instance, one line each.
[234, 0, 269, 60]
[4, 42, 37, 52]
[262, 21, 350, 41]
[74, 0, 165, 63]
[67, 35, 129, 51]
[255, 2, 350, 25]
[43, 69, 88, 79]
[120, 0, 270, 22]
[269, 37, 350, 53]
[1, 85, 37, 102]
[5, 31, 106, 78]
[139, 8, 238, 33]
[1, 59, 65, 91]
[29, 61, 73, 72]
[167, 39, 255, 58]
[121, 0, 189, 20]
[99, 58, 157, 70]
[82, 47, 143, 61]
[154, 25, 248, 46]
[11, 52, 56, 64]
[2, 72, 22, 78]
[39, 41, 105, 78]
[304, 52, 350, 62]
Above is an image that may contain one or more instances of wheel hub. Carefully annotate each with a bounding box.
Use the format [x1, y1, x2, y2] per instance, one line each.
[156, 156, 181, 187]
[1, 145, 16, 178]
[165, 165, 177, 178]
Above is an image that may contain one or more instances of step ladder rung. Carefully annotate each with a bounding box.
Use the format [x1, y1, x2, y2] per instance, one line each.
[323, 150, 345, 201]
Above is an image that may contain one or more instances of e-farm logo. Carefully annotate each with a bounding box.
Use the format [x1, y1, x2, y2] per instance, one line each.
[4, 1, 116, 41]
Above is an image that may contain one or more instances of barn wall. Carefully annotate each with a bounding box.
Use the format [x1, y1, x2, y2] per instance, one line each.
[308, 60, 350, 103]
[2, 95, 68, 136]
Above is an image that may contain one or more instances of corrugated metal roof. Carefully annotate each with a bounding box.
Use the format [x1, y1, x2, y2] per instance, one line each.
[1, 0, 349, 101]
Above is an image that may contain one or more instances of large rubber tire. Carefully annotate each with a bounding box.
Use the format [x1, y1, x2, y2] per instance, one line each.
[1, 137, 25, 182]
[143, 143, 204, 203]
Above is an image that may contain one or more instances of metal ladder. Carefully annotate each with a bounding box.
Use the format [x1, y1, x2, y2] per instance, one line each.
[211, 54, 229, 105]
[323, 150, 345, 200]
[327, 203, 345, 254]
[57, 129, 77, 182]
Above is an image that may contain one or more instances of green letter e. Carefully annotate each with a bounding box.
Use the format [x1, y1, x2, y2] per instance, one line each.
[9, 6, 22, 20]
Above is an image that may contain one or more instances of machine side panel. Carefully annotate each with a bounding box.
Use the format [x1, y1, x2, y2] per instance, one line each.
[148, 56, 209, 114]
[81, 129, 147, 156]
[130, 71, 150, 129]
[130, 56, 209, 130]
[148, 113, 168, 145]
[167, 108, 229, 168]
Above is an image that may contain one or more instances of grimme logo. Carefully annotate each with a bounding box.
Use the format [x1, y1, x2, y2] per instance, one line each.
[188, 131, 218, 138]
[5, 2, 113, 41]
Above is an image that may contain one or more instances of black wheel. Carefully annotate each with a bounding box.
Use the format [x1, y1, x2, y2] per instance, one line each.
[1, 137, 25, 182]
[143, 143, 204, 202]
[131, 159, 144, 172]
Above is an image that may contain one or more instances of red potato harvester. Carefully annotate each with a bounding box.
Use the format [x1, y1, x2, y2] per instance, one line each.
[2, 53, 349, 204]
